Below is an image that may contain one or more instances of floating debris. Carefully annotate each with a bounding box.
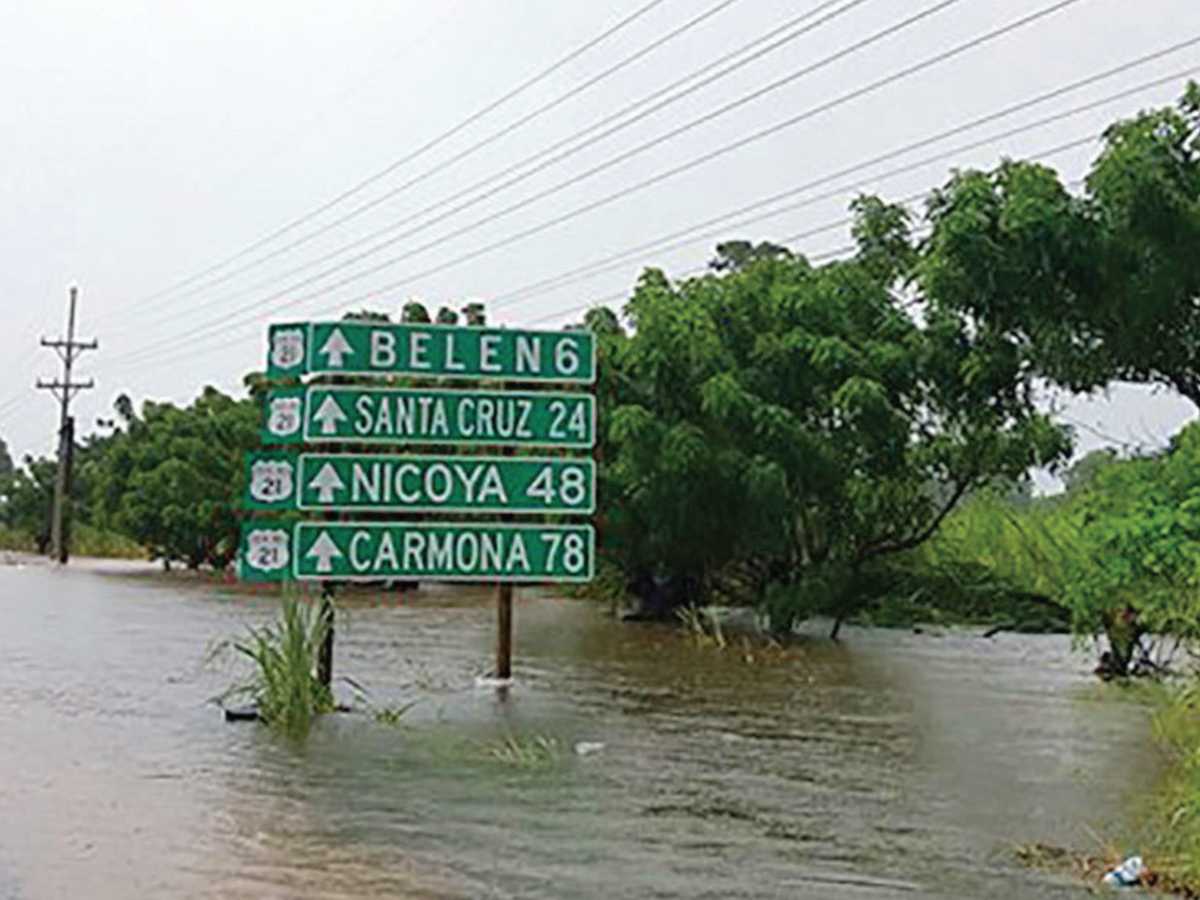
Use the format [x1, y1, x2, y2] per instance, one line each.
[1103, 856, 1145, 889]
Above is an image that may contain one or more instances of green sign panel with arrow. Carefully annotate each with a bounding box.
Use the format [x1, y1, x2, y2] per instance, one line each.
[266, 321, 595, 383]
[261, 385, 594, 449]
[245, 451, 595, 514]
[238, 520, 595, 583]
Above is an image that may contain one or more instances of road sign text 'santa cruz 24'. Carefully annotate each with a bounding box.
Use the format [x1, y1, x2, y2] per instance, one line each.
[267, 321, 596, 383]
[245, 451, 596, 514]
[262, 386, 594, 449]
[239, 521, 595, 583]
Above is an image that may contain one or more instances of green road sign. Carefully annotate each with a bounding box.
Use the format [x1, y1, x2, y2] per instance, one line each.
[238, 520, 595, 582]
[266, 321, 596, 383]
[261, 385, 595, 449]
[245, 451, 595, 514]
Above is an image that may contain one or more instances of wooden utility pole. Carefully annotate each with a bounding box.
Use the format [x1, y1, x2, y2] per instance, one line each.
[37, 286, 97, 564]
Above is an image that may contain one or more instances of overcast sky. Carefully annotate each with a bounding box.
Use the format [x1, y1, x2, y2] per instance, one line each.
[2, 0, 1197, 482]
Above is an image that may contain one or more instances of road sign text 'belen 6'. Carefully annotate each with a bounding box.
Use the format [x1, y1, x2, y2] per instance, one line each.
[267, 321, 595, 383]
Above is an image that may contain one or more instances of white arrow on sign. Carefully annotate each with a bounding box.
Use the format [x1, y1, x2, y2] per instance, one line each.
[319, 328, 353, 367]
[308, 462, 346, 504]
[311, 395, 348, 435]
[306, 531, 343, 574]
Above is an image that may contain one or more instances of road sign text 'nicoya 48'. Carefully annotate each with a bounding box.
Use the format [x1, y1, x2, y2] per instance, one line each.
[262, 386, 594, 448]
[239, 521, 595, 582]
[245, 452, 595, 514]
[267, 321, 595, 383]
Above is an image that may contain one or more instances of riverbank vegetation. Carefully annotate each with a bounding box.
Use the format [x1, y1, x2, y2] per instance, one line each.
[1140, 685, 1200, 894]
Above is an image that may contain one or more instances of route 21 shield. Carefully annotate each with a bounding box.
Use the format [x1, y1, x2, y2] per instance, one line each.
[244, 528, 291, 574]
[270, 327, 306, 371]
[249, 458, 294, 505]
[266, 396, 303, 438]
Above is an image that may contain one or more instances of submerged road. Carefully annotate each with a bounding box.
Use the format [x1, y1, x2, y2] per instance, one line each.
[0, 557, 1159, 898]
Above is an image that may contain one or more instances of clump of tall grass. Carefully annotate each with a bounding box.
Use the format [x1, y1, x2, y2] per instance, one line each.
[1139, 684, 1200, 894]
[72, 524, 145, 559]
[677, 603, 727, 648]
[221, 592, 334, 737]
[0, 526, 35, 553]
[373, 701, 419, 726]
[485, 732, 563, 768]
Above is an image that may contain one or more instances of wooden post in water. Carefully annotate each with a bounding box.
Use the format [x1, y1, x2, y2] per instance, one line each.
[318, 583, 335, 688]
[496, 582, 513, 680]
[496, 438, 515, 683]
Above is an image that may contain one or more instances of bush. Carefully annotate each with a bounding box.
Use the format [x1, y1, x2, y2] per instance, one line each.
[224, 593, 334, 737]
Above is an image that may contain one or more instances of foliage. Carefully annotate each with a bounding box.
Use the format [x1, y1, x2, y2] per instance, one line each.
[1142, 682, 1200, 893]
[919, 424, 1200, 673]
[676, 603, 727, 648]
[919, 83, 1200, 408]
[598, 200, 1069, 631]
[88, 387, 259, 568]
[224, 593, 335, 738]
[485, 732, 563, 768]
[0, 455, 58, 551]
[0, 525, 35, 553]
[373, 701, 419, 726]
[0, 437, 13, 482]
[71, 523, 145, 559]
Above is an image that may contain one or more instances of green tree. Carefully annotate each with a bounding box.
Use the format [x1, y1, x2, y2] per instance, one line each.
[402, 300, 431, 323]
[708, 239, 792, 272]
[0, 437, 14, 483]
[460, 301, 486, 326]
[920, 83, 1200, 408]
[1, 455, 56, 552]
[90, 387, 259, 568]
[603, 206, 1068, 633]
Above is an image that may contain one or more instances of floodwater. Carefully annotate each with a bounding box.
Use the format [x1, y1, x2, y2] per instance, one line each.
[0, 557, 1162, 899]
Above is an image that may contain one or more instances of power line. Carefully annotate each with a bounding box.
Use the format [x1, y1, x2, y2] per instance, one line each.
[110, 0, 672, 314]
[110, 0, 983, 364]
[102, 44, 1180, 381]
[111, 9, 1197, 387]
[129, 0, 758, 324]
[521, 240, 867, 328]
[484, 55, 1198, 314]
[126, 0, 878, 336]
[103, 130, 1104, 382]
[250, 0, 1090, 320]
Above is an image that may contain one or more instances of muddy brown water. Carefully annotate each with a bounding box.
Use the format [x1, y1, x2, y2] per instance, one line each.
[0, 557, 1162, 899]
